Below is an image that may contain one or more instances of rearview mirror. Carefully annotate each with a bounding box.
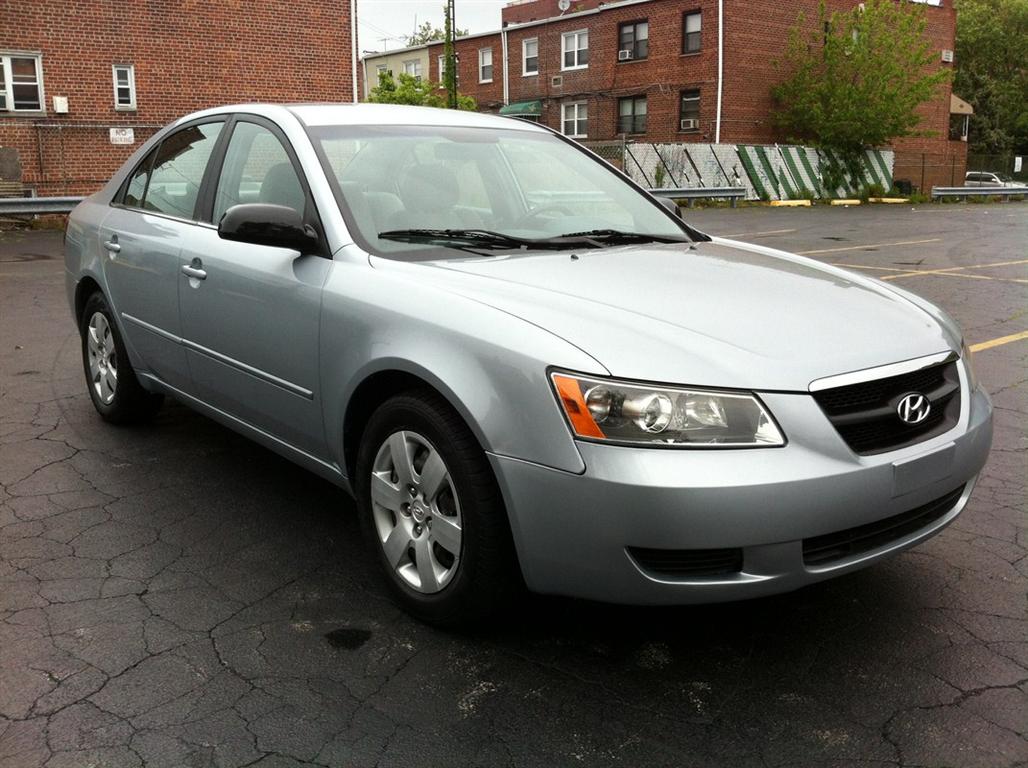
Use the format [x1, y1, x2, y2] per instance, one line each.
[218, 204, 319, 252]
[657, 197, 683, 219]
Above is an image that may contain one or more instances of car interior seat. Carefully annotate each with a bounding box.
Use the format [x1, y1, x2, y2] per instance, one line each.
[259, 162, 306, 214]
[388, 162, 482, 231]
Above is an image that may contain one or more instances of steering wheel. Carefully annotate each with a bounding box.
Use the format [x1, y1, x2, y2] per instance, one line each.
[511, 203, 575, 227]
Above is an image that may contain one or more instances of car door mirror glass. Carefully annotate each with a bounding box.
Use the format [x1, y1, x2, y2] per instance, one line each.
[218, 203, 318, 252]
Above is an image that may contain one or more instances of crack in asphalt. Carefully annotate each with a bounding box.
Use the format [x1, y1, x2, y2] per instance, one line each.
[2, 217, 1027, 767]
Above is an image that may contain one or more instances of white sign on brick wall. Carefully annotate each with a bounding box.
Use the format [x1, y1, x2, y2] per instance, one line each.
[109, 128, 135, 145]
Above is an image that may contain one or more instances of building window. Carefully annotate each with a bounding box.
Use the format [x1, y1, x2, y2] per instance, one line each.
[402, 59, 421, 78]
[562, 30, 589, 70]
[112, 64, 136, 110]
[438, 55, 446, 80]
[479, 48, 493, 83]
[561, 101, 588, 138]
[617, 96, 647, 134]
[618, 21, 648, 61]
[523, 38, 538, 76]
[0, 54, 43, 111]
[679, 89, 700, 131]
[683, 11, 702, 53]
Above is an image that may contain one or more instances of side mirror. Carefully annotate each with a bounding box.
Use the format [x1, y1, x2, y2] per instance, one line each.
[218, 203, 319, 252]
[657, 196, 683, 219]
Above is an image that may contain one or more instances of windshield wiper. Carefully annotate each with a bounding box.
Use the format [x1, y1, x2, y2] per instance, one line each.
[377, 228, 585, 251]
[553, 229, 691, 245]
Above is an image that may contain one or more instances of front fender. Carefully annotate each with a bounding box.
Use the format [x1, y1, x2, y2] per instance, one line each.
[319, 260, 608, 478]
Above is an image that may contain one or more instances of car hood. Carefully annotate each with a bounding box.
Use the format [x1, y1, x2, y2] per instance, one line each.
[376, 237, 958, 391]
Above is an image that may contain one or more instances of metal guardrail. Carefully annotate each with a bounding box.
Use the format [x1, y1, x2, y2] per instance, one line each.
[931, 185, 1028, 200]
[648, 186, 748, 208]
[0, 196, 84, 215]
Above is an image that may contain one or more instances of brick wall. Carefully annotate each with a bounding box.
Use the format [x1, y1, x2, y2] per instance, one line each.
[404, 0, 963, 181]
[0, 0, 353, 196]
[502, 0, 604, 25]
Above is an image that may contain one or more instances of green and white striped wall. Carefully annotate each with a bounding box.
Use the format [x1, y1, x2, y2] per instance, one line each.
[626, 142, 894, 201]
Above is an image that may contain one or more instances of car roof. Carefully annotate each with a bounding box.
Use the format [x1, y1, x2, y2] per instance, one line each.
[175, 102, 546, 133]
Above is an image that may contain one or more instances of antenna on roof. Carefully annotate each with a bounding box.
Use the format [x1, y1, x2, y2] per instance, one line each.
[557, 0, 570, 13]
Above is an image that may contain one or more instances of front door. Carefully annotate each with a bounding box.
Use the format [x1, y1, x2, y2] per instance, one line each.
[178, 118, 330, 457]
[99, 120, 225, 392]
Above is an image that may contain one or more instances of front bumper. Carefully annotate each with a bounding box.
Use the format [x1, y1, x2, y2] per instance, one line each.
[489, 384, 993, 605]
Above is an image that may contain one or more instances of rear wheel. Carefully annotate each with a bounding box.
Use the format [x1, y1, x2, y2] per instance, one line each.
[356, 390, 517, 626]
[80, 292, 163, 424]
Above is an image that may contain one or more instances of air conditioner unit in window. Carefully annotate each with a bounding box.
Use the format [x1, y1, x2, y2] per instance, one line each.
[551, 75, 563, 87]
[680, 118, 698, 131]
[941, 49, 954, 63]
[618, 49, 633, 61]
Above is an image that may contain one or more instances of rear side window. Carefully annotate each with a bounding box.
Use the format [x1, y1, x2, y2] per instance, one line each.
[122, 147, 157, 208]
[142, 122, 223, 219]
[213, 121, 305, 224]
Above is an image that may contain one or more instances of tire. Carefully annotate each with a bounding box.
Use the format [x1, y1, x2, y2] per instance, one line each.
[355, 389, 518, 627]
[80, 292, 163, 424]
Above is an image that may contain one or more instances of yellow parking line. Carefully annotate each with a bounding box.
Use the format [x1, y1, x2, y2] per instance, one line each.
[834, 263, 913, 273]
[965, 259, 1028, 270]
[797, 238, 941, 256]
[721, 228, 797, 238]
[970, 331, 1028, 353]
[885, 271, 1028, 284]
[834, 258, 1028, 284]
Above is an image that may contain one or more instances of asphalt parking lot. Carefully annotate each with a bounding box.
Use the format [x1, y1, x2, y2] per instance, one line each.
[1, 203, 1025, 768]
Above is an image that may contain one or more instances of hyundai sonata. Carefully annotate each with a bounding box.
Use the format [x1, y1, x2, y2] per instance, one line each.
[64, 104, 992, 624]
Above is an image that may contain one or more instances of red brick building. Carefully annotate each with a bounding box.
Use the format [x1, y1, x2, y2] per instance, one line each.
[0, 0, 356, 196]
[364, 0, 965, 190]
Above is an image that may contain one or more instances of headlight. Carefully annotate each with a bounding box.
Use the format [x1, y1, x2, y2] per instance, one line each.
[960, 340, 979, 392]
[551, 373, 785, 447]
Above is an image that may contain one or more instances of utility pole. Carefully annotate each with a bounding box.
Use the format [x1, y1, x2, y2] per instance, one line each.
[444, 0, 457, 109]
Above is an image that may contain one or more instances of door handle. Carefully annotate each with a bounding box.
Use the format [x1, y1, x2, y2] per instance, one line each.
[181, 259, 207, 280]
[103, 235, 120, 254]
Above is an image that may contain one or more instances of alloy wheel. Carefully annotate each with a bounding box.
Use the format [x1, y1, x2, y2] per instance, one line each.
[370, 430, 463, 593]
[86, 311, 118, 405]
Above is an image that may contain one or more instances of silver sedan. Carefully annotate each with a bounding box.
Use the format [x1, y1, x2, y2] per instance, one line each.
[65, 104, 992, 625]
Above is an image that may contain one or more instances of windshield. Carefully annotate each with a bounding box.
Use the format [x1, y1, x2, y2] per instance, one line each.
[309, 124, 691, 258]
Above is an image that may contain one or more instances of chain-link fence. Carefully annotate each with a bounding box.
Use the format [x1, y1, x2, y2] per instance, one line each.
[581, 140, 627, 171]
[890, 152, 967, 193]
[967, 153, 1027, 183]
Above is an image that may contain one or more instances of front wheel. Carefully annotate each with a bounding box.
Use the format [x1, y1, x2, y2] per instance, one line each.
[80, 292, 163, 424]
[355, 390, 518, 626]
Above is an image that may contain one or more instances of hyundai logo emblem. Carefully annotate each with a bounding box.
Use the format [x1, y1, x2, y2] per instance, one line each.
[897, 392, 931, 425]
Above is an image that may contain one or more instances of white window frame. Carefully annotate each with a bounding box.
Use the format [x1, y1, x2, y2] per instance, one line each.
[402, 59, 421, 78]
[522, 38, 538, 76]
[0, 52, 45, 113]
[561, 30, 589, 71]
[478, 47, 493, 83]
[561, 100, 588, 139]
[112, 64, 136, 110]
[438, 55, 446, 80]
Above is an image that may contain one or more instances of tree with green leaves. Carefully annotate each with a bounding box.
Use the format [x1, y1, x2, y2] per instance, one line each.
[772, 0, 950, 155]
[407, 19, 467, 47]
[953, 0, 1028, 156]
[367, 71, 476, 111]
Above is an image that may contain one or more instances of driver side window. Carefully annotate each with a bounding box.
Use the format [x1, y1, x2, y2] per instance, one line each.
[213, 121, 306, 224]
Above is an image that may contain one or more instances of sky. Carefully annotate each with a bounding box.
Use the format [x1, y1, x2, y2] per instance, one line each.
[357, 0, 508, 53]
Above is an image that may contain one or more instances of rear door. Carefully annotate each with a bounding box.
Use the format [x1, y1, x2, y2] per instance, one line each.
[99, 119, 225, 390]
[178, 116, 331, 457]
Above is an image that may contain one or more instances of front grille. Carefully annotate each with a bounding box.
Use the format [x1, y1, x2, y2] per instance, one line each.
[813, 360, 961, 455]
[627, 546, 743, 578]
[803, 484, 965, 566]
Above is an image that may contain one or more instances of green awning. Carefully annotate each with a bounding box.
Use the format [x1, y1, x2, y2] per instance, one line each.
[500, 100, 542, 117]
